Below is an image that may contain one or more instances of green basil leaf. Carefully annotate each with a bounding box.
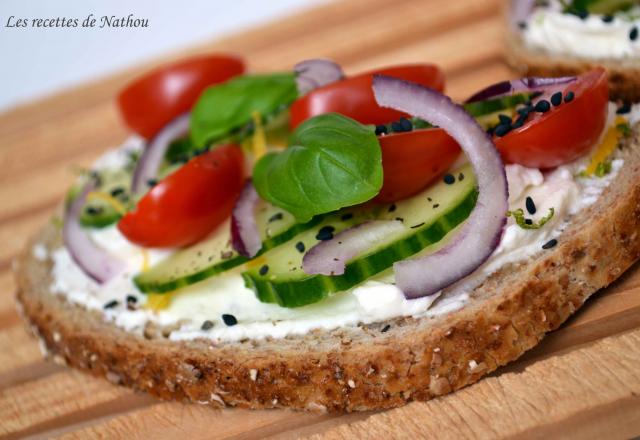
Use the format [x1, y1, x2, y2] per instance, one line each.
[253, 113, 382, 223]
[190, 73, 298, 147]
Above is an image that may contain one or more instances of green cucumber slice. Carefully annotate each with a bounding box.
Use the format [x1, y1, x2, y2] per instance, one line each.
[133, 201, 334, 293]
[67, 169, 133, 228]
[242, 165, 477, 308]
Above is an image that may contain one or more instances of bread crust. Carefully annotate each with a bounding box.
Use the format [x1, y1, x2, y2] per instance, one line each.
[13, 134, 640, 412]
[504, 28, 640, 103]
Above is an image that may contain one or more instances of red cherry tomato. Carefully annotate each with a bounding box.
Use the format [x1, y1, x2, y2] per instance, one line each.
[118, 145, 245, 248]
[375, 129, 461, 203]
[289, 64, 444, 129]
[495, 68, 609, 169]
[118, 55, 245, 139]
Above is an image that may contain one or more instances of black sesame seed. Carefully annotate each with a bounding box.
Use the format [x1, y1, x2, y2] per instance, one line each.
[103, 300, 119, 309]
[542, 238, 558, 250]
[399, 117, 413, 131]
[525, 196, 537, 215]
[341, 213, 353, 221]
[517, 21, 527, 30]
[268, 212, 284, 222]
[126, 295, 137, 304]
[564, 91, 575, 103]
[110, 187, 125, 197]
[220, 250, 233, 260]
[427, 197, 432, 202]
[433, 203, 440, 209]
[259, 265, 269, 276]
[498, 114, 512, 125]
[411, 222, 425, 229]
[534, 100, 551, 113]
[494, 124, 512, 137]
[616, 103, 631, 115]
[147, 178, 158, 187]
[316, 226, 335, 241]
[375, 124, 388, 136]
[443, 174, 455, 184]
[602, 15, 614, 23]
[391, 121, 404, 132]
[85, 206, 103, 216]
[458, 172, 465, 181]
[512, 119, 525, 129]
[381, 324, 391, 333]
[222, 314, 238, 326]
[201, 320, 214, 330]
[295, 241, 305, 253]
[525, 218, 533, 225]
[395, 217, 404, 222]
[630, 26, 638, 41]
[576, 9, 589, 20]
[550, 92, 563, 107]
[388, 204, 397, 212]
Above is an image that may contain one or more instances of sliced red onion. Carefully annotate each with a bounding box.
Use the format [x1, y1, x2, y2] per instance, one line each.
[294, 59, 344, 95]
[131, 112, 190, 193]
[231, 180, 262, 258]
[63, 182, 125, 284]
[465, 76, 576, 103]
[303, 220, 405, 276]
[372, 75, 508, 299]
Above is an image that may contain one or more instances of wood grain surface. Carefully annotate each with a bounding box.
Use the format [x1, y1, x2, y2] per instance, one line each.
[1, 0, 639, 438]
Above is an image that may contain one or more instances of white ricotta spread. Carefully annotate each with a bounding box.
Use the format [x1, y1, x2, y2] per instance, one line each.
[522, 1, 640, 60]
[46, 105, 631, 342]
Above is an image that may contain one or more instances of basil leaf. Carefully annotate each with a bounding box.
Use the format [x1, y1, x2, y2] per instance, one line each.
[190, 73, 298, 147]
[253, 113, 382, 223]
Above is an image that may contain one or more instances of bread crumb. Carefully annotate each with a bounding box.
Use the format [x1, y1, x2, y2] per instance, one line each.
[106, 371, 122, 384]
[249, 369, 258, 381]
[306, 402, 327, 413]
[272, 398, 278, 405]
[348, 379, 356, 389]
[52, 354, 66, 366]
[433, 347, 441, 352]
[53, 331, 61, 343]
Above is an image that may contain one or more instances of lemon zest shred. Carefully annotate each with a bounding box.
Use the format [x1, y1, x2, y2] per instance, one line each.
[583, 116, 625, 176]
[86, 191, 127, 215]
[251, 111, 267, 160]
[144, 293, 173, 311]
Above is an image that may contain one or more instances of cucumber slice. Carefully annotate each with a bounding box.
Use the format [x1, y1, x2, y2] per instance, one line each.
[133, 200, 335, 293]
[242, 165, 477, 308]
[66, 169, 132, 228]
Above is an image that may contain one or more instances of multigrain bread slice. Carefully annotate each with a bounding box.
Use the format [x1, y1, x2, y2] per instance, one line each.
[14, 130, 640, 412]
[505, 33, 640, 103]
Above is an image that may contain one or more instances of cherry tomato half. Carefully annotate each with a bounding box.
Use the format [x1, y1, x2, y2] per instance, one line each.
[118, 145, 245, 248]
[495, 68, 609, 169]
[118, 54, 245, 139]
[375, 129, 461, 203]
[289, 64, 444, 129]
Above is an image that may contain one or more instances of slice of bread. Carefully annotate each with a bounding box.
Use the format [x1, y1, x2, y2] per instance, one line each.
[14, 129, 640, 412]
[504, 18, 640, 102]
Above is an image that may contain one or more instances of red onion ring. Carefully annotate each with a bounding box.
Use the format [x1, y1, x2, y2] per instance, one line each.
[303, 220, 404, 276]
[465, 76, 576, 103]
[294, 59, 344, 95]
[63, 182, 126, 284]
[131, 112, 190, 193]
[373, 75, 508, 299]
[231, 180, 262, 258]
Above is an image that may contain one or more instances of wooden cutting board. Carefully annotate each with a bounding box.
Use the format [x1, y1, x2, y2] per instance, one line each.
[1, 0, 639, 438]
